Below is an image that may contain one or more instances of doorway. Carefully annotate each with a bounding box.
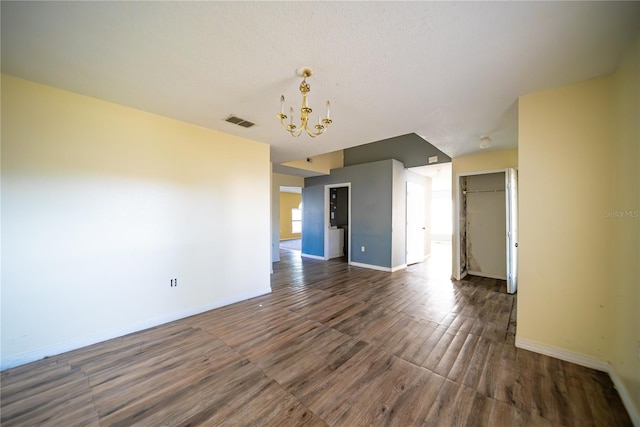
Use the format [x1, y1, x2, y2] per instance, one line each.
[455, 168, 518, 293]
[406, 181, 426, 265]
[279, 186, 302, 252]
[408, 162, 453, 265]
[324, 183, 351, 263]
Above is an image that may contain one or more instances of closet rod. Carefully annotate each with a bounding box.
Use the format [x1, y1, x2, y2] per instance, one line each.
[463, 189, 505, 194]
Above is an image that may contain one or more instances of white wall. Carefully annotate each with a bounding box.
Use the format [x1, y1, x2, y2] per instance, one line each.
[391, 160, 408, 268]
[1, 75, 272, 369]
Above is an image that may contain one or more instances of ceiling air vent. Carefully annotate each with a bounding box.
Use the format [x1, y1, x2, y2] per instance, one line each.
[225, 115, 255, 128]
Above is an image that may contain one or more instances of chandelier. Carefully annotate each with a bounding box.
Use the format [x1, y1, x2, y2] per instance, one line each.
[277, 67, 332, 138]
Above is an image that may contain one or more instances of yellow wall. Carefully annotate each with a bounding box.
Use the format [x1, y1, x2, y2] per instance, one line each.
[283, 150, 343, 175]
[519, 76, 613, 355]
[1, 75, 272, 368]
[271, 173, 304, 262]
[610, 32, 639, 416]
[452, 149, 518, 178]
[451, 149, 518, 276]
[279, 192, 302, 240]
[518, 31, 639, 417]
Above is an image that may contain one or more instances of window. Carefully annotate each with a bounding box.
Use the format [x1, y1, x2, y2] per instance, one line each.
[291, 203, 302, 234]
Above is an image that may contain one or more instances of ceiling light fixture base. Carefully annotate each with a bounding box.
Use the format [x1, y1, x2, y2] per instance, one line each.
[296, 67, 313, 78]
[479, 136, 492, 149]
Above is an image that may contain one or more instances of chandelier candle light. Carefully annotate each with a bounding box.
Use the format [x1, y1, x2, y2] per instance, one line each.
[278, 67, 332, 138]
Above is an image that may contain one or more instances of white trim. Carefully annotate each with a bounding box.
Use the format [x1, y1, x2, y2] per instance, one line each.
[406, 180, 427, 266]
[0, 287, 271, 371]
[455, 168, 515, 284]
[457, 168, 510, 178]
[300, 253, 325, 260]
[610, 368, 640, 427]
[350, 261, 392, 272]
[454, 174, 462, 280]
[467, 270, 507, 280]
[516, 337, 639, 426]
[391, 263, 408, 272]
[515, 337, 608, 371]
[349, 262, 407, 272]
[324, 183, 352, 263]
[349, 262, 406, 272]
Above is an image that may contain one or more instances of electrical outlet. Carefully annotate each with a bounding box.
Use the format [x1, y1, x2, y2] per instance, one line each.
[170, 279, 173, 287]
[361, 246, 365, 252]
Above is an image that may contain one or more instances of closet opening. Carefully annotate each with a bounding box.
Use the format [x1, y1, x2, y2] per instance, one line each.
[455, 169, 518, 293]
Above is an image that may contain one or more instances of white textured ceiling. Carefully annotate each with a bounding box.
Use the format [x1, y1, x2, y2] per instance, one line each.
[2, 1, 638, 165]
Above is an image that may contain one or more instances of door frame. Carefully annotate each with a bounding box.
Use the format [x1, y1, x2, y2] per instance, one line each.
[323, 183, 351, 263]
[454, 168, 515, 284]
[406, 180, 427, 265]
[505, 168, 518, 294]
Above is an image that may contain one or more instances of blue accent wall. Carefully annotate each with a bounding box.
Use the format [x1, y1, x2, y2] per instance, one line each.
[301, 185, 325, 257]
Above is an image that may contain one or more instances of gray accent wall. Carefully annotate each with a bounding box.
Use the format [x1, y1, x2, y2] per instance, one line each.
[303, 159, 409, 269]
[301, 185, 325, 256]
[343, 133, 451, 168]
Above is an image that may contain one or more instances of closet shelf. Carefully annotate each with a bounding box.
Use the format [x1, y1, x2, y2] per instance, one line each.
[463, 189, 505, 194]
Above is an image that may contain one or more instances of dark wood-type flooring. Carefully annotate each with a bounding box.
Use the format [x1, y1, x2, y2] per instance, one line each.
[1, 244, 632, 426]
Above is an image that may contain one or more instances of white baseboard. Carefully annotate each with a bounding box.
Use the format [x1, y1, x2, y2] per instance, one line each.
[350, 261, 392, 272]
[515, 337, 609, 371]
[391, 264, 407, 273]
[391, 263, 407, 272]
[300, 253, 325, 260]
[1, 287, 271, 371]
[609, 367, 640, 427]
[516, 337, 639, 426]
[348, 262, 406, 272]
[467, 270, 507, 280]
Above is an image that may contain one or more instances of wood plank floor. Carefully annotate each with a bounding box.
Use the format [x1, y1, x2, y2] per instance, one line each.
[1, 244, 632, 426]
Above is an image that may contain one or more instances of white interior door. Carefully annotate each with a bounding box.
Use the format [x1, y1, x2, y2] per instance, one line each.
[406, 181, 425, 265]
[506, 168, 518, 294]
